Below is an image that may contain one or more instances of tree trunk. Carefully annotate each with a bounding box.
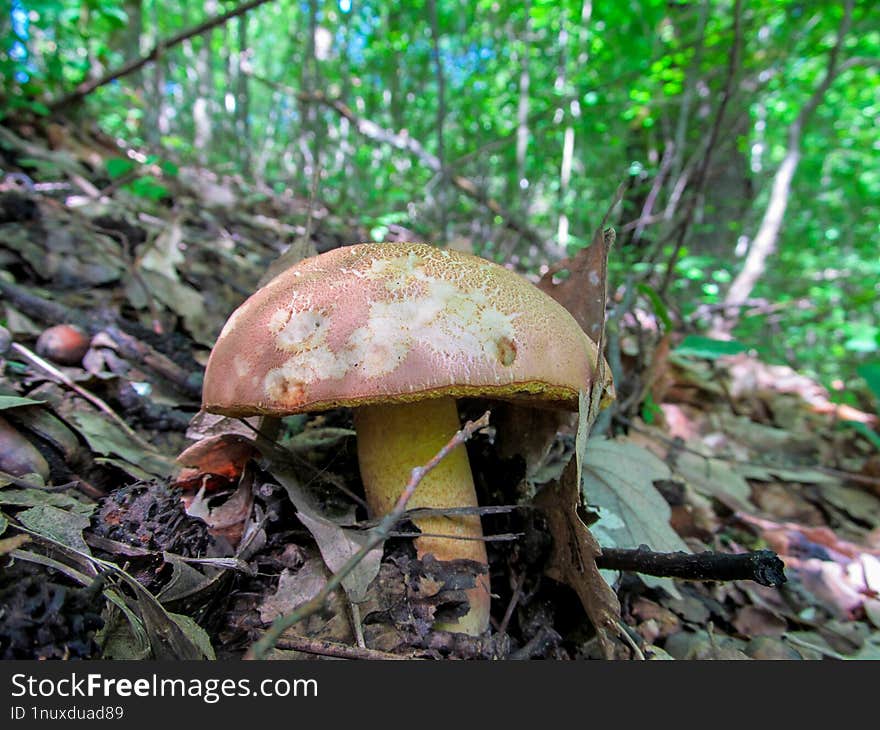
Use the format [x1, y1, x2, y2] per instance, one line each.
[718, 1, 854, 332]
[428, 0, 449, 244]
[515, 1, 532, 211]
[555, 0, 592, 258]
[236, 14, 251, 175]
[191, 1, 217, 165]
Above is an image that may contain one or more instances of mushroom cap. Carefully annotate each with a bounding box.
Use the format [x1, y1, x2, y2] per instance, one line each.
[202, 242, 612, 416]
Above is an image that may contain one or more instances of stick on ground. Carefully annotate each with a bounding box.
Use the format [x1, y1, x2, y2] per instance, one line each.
[596, 546, 786, 587]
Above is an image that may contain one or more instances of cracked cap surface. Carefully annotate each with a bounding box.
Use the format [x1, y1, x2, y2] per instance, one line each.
[202, 242, 612, 416]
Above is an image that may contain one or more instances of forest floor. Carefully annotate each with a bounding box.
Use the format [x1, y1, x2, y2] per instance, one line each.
[1, 119, 879, 660]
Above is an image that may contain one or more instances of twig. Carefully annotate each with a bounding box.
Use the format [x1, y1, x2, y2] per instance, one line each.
[498, 571, 526, 636]
[782, 633, 848, 661]
[51, 0, 275, 109]
[349, 602, 366, 649]
[10, 341, 160, 455]
[274, 635, 420, 660]
[597, 546, 786, 587]
[0, 469, 53, 490]
[616, 620, 646, 660]
[360, 504, 522, 526]
[509, 626, 562, 660]
[389, 530, 522, 543]
[246, 411, 492, 660]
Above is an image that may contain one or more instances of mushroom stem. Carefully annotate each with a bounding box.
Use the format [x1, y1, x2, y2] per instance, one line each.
[354, 397, 490, 635]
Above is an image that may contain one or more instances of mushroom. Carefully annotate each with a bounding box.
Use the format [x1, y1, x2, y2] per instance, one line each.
[202, 242, 612, 635]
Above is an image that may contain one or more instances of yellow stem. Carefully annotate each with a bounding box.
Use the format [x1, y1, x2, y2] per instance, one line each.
[354, 397, 490, 635]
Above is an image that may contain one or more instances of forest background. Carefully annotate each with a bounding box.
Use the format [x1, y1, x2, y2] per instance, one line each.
[3, 0, 878, 398]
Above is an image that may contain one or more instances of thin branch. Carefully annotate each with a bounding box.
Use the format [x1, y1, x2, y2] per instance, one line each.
[246, 411, 492, 660]
[597, 546, 786, 587]
[10, 341, 167, 459]
[497, 571, 526, 636]
[268, 83, 544, 247]
[274, 635, 422, 660]
[719, 0, 856, 325]
[658, 0, 744, 297]
[51, 0, 275, 109]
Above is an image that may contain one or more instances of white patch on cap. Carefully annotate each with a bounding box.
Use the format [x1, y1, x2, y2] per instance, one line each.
[233, 354, 250, 377]
[264, 345, 349, 402]
[261, 249, 521, 401]
[216, 306, 244, 342]
[269, 293, 331, 353]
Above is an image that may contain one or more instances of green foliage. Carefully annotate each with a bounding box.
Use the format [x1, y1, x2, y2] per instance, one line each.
[856, 363, 880, 409]
[674, 336, 749, 360]
[104, 156, 171, 200]
[105, 157, 136, 179]
[0, 0, 877, 388]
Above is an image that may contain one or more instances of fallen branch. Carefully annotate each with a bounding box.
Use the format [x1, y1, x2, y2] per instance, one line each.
[596, 546, 786, 587]
[274, 636, 421, 660]
[0, 278, 202, 398]
[10, 341, 160, 455]
[51, 0, 276, 110]
[246, 411, 492, 660]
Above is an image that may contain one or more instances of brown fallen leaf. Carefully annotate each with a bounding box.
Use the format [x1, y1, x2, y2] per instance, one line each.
[537, 210, 617, 344]
[183, 471, 255, 547]
[175, 433, 258, 491]
[733, 605, 788, 638]
[534, 458, 621, 657]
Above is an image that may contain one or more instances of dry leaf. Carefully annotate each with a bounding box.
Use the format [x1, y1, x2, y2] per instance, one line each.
[273, 467, 382, 606]
[582, 437, 691, 598]
[534, 459, 621, 657]
[175, 433, 258, 490]
[538, 222, 615, 343]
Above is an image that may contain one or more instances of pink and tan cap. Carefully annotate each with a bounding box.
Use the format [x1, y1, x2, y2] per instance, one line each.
[202, 242, 611, 416]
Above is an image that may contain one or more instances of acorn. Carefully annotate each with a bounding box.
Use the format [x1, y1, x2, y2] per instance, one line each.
[35, 324, 90, 366]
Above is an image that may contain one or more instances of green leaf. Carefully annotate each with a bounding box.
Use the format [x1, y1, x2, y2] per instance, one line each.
[0, 395, 46, 410]
[640, 392, 662, 424]
[160, 160, 180, 177]
[67, 411, 174, 478]
[285, 427, 356, 452]
[845, 421, 880, 452]
[97, 6, 129, 28]
[106, 157, 136, 179]
[166, 613, 216, 660]
[128, 176, 169, 201]
[0, 488, 95, 514]
[674, 335, 748, 360]
[636, 283, 672, 331]
[17, 504, 92, 554]
[857, 362, 880, 407]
